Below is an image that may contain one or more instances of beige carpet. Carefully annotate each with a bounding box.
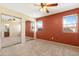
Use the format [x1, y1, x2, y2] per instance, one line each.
[0, 39, 79, 56]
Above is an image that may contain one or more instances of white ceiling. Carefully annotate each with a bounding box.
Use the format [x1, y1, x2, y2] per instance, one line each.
[0, 3, 79, 18]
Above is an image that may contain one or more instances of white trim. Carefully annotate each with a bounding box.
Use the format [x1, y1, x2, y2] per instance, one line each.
[63, 14, 78, 33]
[34, 20, 37, 39]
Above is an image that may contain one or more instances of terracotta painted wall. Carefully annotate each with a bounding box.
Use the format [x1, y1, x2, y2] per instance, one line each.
[36, 8, 79, 46]
[25, 21, 34, 37]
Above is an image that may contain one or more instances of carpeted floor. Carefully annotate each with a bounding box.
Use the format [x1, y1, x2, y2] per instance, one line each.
[0, 39, 79, 56]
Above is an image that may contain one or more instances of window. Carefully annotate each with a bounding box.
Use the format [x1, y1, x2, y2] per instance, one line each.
[63, 14, 78, 33]
[37, 20, 43, 31]
[31, 22, 35, 31]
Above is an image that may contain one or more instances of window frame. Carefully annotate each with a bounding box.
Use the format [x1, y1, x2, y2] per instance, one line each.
[30, 21, 35, 32]
[63, 14, 78, 33]
[37, 20, 43, 31]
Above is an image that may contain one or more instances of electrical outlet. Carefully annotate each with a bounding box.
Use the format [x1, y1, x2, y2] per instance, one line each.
[51, 37, 54, 40]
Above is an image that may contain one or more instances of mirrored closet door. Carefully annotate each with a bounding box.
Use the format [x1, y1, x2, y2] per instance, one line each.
[1, 14, 22, 48]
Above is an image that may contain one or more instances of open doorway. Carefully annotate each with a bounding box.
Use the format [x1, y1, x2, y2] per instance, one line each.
[25, 21, 36, 41]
